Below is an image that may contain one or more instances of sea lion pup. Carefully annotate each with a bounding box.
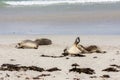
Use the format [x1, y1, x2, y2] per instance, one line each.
[63, 37, 88, 55]
[34, 38, 52, 45]
[16, 40, 39, 49]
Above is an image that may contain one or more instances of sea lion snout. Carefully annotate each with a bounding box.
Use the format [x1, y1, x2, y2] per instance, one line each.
[15, 43, 21, 48]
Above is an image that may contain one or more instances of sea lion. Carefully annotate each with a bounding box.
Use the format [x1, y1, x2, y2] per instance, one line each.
[35, 38, 52, 45]
[63, 37, 106, 54]
[85, 45, 106, 53]
[64, 37, 88, 54]
[16, 40, 39, 49]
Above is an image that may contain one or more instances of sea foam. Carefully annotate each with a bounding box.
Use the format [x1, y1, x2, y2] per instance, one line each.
[4, 0, 120, 6]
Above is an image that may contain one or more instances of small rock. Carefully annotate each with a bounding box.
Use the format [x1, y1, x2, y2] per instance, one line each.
[66, 57, 69, 59]
[90, 76, 97, 78]
[100, 75, 110, 78]
[10, 59, 15, 61]
[93, 56, 97, 58]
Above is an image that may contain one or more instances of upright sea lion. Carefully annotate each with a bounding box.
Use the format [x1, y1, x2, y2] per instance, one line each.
[63, 37, 106, 54]
[64, 37, 88, 54]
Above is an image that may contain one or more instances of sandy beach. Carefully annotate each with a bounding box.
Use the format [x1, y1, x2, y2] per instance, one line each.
[0, 0, 120, 80]
[0, 35, 119, 80]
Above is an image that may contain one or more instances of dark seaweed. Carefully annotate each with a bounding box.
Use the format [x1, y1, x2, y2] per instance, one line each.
[0, 64, 61, 72]
[71, 54, 86, 57]
[69, 68, 95, 75]
[41, 54, 64, 58]
[46, 67, 61, 72]
[110, 64, 120, 68]
[100, 75, 110, 78]
[0, 64, 44, 72]
[62, 53, 69, 56]
[90, 76, 97, 78]
[36, 74, 50, 77]
[41, 52, 85, 59]
[102, 67, 119, 72]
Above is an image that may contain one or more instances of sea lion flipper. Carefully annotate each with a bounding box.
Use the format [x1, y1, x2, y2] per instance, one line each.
[74, 37, 80, 45]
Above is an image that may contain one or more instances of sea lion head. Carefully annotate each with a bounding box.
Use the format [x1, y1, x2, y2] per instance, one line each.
[62, 48, 69, 56]
[15, 43, 21, 48]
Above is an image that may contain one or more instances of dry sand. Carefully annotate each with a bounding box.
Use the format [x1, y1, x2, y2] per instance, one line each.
[0, 35, 120, 80]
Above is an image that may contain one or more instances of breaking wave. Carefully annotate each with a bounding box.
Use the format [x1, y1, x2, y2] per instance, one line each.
[2, 0, 120, 6]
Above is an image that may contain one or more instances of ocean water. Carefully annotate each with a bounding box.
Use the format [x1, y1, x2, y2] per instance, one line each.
[0, 0, 120, 35]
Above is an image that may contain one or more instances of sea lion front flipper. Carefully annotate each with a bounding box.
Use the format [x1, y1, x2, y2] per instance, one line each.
[74, 37, 80, 45]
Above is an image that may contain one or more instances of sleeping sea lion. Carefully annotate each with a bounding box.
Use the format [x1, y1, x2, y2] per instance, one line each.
[35, 38, 52, 45]
[16, 40, 39, 49]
